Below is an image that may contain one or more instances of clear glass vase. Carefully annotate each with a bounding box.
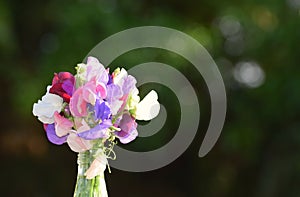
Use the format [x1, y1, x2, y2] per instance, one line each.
[73, 150, 108, 197]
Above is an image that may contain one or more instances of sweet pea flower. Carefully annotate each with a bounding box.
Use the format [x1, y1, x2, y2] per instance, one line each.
[49, 72, 75, 103]
[126, 87, 140, 111]
[33, 88, 64, 124]
[106, 84, 123, 115]
[32, 56, 162, 184]
[70, 79, 108, 117]
[95, 99, 111, 121]
[135, 90, 160, 121]
[69, 87, 88, 117]
[75, 57, 109, 86]
[122, 75, 137, 95]
[66, 119, 93, 152]
[82, 80, 98, 105]
[86, 57, 109, 84]
[115, 113, 138, 144]
[44, 123, 68, 145]
[113, 68, 137, 95]
[67, 133, 91, 152]
[110, 68, 138, 115]
[85, 153, 107, 179]
[96, 82, 107, 99]
[82, 80, 107, 104]
[78, 119, 112, 140]
[113, 68, 127, 87]
[54, 112, 73, 137]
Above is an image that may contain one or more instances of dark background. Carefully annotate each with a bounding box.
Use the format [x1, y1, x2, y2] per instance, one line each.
[1, 0, 300, 196]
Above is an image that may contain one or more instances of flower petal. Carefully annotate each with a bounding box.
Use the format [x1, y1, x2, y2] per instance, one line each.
[54, 112, 73, 137]
[44, 124, 68, 145]
[86, 56, 109, 84]
[118, 129, 138, 144]
[85, 154, 107, 179]
[106, 84, 123, 115]
[62, 80, 75, 96]
[75, 119, 91, 133]
[96, 82, 107, 99]
[116, 113, 138, 144]
[82, 81, 97, 105]
[95, 100, 111, 121]
[106, 84, 122, 101]
[135, 90, 160, 121]
[109, 99, 123, 115]
[70, 87, 88, 117]
[122, 75, 137, 94]
[67, 132, 92, 152]
[77, 120, 112, 140]
[32, 92, 64, 124]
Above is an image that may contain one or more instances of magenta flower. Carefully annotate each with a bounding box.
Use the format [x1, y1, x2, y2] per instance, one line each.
[49, 72, 75, 103]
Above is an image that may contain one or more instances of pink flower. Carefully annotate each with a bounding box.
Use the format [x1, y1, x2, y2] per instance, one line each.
[53, 112, 73, 137]
[82, 80, 97, 105]
[67, 119, 92, 152]
[96, 82, 107, 99]
[70, 78, 108, 117]
[67, 133, 92, 152]
[85, 153, 107, 179]
[69, 87, 88, 117]
[86, 57, 109, 84]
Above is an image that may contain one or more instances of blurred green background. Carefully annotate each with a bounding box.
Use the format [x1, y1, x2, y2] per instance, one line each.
[1, 0, 300, 196]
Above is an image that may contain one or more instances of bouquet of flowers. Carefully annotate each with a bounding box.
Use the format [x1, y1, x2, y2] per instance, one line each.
[32, 56, 160, 196]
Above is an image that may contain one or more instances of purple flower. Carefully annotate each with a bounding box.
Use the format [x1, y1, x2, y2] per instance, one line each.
[106, 84, 123, 115]
[78, 120, 112, 140]
[122, 75, 136, 95]
[107, 74, 113, 85]
[44, 123, 68, 145]
[95, 99, 111, 121]
[115, 113, 138, 144]
[106, 84, 122, 102]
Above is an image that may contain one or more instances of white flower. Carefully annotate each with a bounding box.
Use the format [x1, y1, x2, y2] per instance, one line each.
[32, 89, 64, 124]
[113, 68, 127, 86]
[135, 90, 160, 121]
[126, 87, 140, 111]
